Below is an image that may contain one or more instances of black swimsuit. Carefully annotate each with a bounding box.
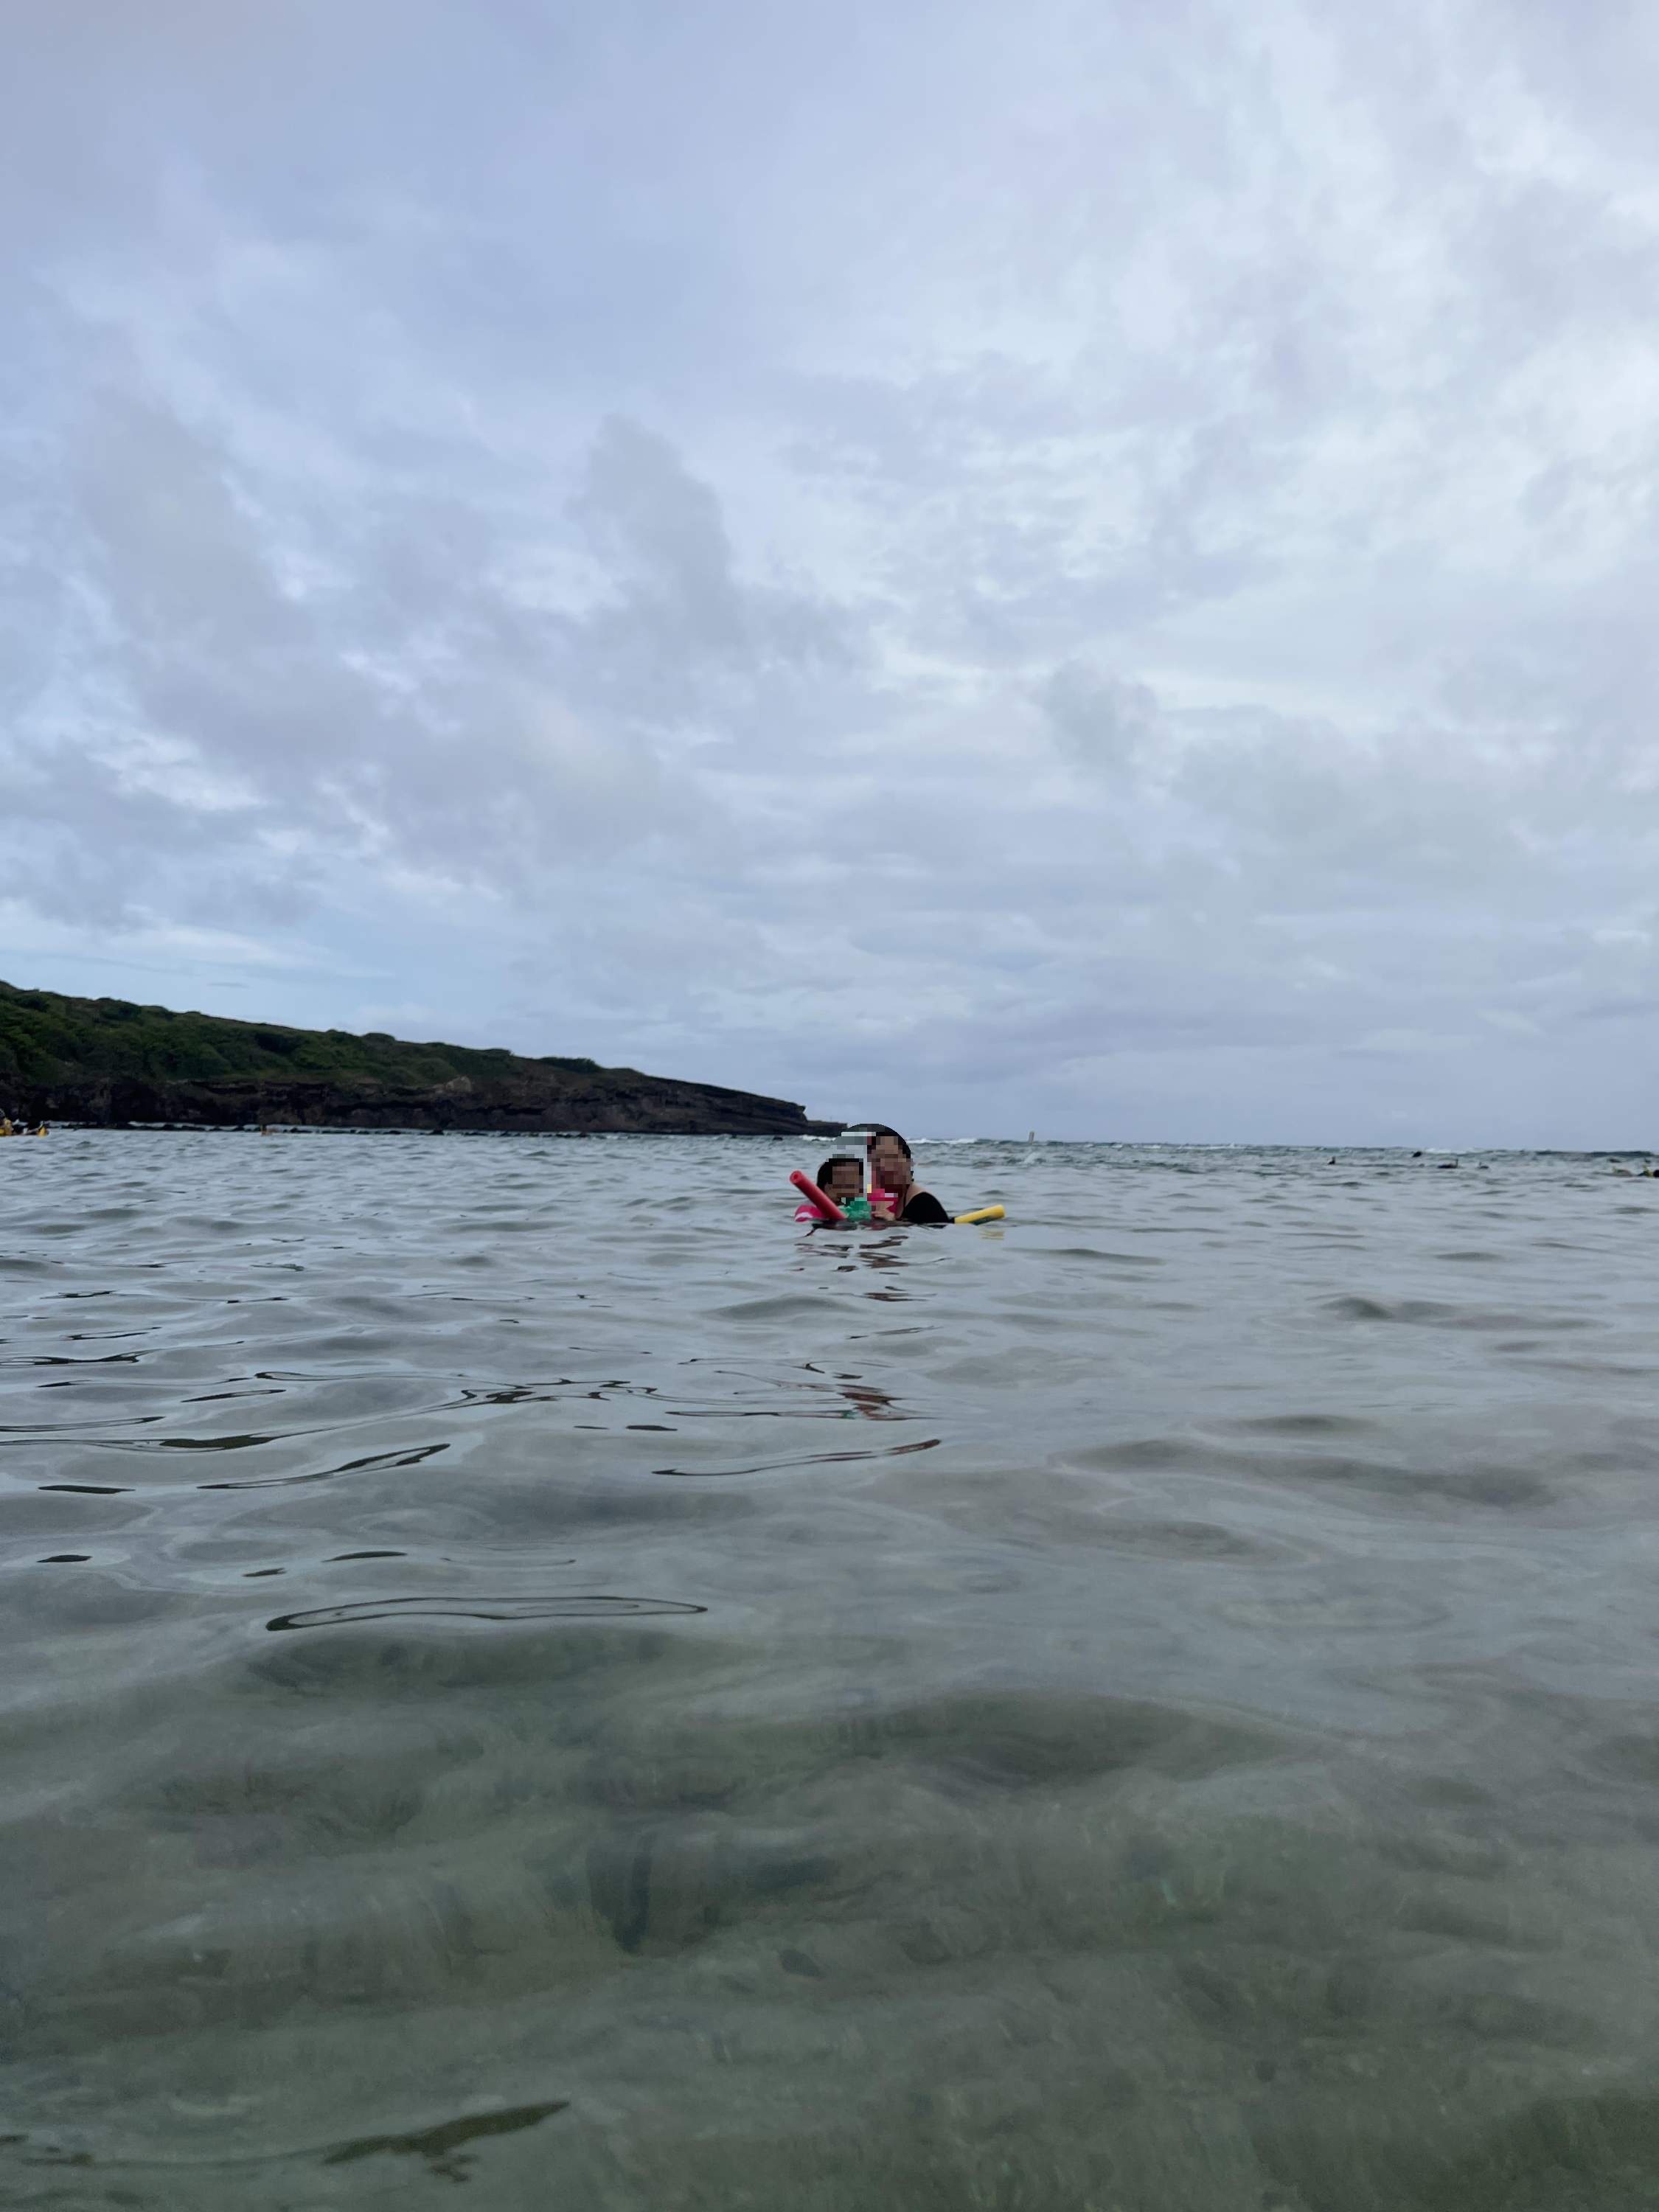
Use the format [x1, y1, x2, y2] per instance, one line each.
[897, 1190, 950, 1225]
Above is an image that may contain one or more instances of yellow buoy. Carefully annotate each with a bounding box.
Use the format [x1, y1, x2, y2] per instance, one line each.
[954, 1205, 1005, 1225]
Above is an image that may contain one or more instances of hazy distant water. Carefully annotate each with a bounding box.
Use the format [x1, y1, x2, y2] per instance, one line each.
[4, 1130, 1659, 2210]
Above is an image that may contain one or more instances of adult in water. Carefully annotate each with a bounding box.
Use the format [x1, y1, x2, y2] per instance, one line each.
[866, 1128, 951, 1224]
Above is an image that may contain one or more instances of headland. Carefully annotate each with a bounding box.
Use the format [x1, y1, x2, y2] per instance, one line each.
[0, 982, 842, 1136]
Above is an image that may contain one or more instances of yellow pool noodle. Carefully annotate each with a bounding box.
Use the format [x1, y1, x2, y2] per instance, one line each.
[953, 1205, 1005, 1225]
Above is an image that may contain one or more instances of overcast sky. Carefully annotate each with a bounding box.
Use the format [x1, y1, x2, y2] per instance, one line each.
[3, 0, 1657, 1141]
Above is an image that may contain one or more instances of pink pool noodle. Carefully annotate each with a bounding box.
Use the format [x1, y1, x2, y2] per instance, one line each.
[790, 1169, 845, 1223]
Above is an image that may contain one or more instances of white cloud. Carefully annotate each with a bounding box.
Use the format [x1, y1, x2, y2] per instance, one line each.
[1, 0, 1657, 1140]
[1351, 1029, 1470, 1058]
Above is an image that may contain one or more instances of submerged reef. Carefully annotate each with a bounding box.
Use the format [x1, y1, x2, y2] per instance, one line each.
[0, 981, 841, 1135]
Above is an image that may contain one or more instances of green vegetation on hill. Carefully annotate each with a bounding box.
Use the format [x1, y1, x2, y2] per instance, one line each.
[0, 985, 599, 1089]
[0, 982, 838, 1136]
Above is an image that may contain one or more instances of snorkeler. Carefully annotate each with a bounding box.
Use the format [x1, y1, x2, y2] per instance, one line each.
[866, 1128, 951, 1225]
[794, 1155, 864, 1223]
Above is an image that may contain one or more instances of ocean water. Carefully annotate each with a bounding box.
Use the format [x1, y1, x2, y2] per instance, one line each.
[4, 1130, 1659, 2211]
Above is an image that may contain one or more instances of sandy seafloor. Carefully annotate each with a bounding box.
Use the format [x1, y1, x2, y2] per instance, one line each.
[3, 1130, 1659, 2210]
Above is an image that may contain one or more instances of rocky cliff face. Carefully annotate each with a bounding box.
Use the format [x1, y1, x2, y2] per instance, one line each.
[0, 984, 841, 1136]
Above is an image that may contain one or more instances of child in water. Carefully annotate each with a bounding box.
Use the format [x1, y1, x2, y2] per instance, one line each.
[795, 1155, 865, 1222]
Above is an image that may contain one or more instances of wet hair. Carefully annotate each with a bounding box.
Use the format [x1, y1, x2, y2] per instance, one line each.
[818, 1155, 862, 1188]
[865, 1126, 912, 1159]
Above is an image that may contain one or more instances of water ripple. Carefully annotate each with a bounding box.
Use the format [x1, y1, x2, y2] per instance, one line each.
[4, 1131, 1658, 2208]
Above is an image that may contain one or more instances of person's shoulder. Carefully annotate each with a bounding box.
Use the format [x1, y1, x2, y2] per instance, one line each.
[902, 1189, 950, 1223]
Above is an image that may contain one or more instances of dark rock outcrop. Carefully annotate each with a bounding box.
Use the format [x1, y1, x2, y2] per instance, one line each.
[0, 982, 842, 1136]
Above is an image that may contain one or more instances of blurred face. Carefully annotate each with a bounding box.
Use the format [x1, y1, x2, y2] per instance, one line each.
[871, 1138, 911, 1192]
[826, 1159, 862, 1200]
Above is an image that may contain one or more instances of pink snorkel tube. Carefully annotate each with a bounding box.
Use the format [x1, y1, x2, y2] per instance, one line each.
[790, 1169, 846, 1224]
